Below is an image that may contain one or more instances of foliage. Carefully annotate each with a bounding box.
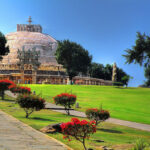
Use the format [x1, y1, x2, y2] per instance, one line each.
[9, 85, 31, 94]
[123, 32, 150, 85]
[0, 31, 9, 60]
[61, 118, 96, 150]
[55, 40, 92, 83]
[89, 62, 105, 79]
[123, 32, 150, 67]
[53, 93, 76, 115]
[131, 139, 149, 150]
[113, 82, 123, 86]
[0, 79, 15, 100]
[89, 62, 130, 86]
[17, 94, 45, 118]
[85, 108, 110, 125]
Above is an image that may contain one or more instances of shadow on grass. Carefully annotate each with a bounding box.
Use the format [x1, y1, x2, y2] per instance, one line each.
[98, 128, 123, 134]
[1, 99, 15, 102]
[31, 117, 55, 122]
[114, 87, 136, 90]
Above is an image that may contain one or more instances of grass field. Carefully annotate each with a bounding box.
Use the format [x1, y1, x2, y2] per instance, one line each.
[25, 85, 150, 124]
[1, 100, 150, 150]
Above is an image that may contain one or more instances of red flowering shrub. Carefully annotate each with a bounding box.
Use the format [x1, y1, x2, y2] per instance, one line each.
[0, 80, 15, 100]
[61, 118, 96, 150]
[85, 108, 110, 126]
[53, 93, 76, 115]
[9, 85, 31, 94]
[17, 94, 45, 118]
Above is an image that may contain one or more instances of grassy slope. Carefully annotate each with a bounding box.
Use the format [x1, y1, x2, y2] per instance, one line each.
[25, 85, 150, 124]
[1, 100, 150, 150]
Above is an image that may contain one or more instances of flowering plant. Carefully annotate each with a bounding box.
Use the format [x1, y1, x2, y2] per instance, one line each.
[85, 108, 110, 126]
[0, 79, 15, 100]
[61, 118, 96, 150]
[53, 93, 76, 115]
[17, 94, 45, 118]
[9, 85, 31, 94]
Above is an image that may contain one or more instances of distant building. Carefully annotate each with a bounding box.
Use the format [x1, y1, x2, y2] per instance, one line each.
[0, 17, 112, 85]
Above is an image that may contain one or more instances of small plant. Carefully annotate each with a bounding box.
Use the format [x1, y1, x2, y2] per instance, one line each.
[53, 93, 76, 115]
[61, 118, 96, 150]
[0, 79, 15, 100]
[85, 107, 110, 126]
[17, 94, 45, 118]
[131, 139, 149, 150]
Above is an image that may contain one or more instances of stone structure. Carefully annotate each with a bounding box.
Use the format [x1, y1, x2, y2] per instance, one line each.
[0, 17, 112, 85]
[112, 62, 117, 82]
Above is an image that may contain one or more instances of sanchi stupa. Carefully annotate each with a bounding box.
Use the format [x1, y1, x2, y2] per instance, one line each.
[0, 17, 112, 85]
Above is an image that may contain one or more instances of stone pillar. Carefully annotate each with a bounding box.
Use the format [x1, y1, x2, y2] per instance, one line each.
[112, 62, 117, 82]
[21, 70, 24, 84]
[32, 70, 37, 84]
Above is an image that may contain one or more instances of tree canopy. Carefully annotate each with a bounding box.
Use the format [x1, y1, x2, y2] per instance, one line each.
[0, 32, 9, 60]
[55, 40, 92, 82]
[89, 63, 130, 86]
[123, 32, 150, 86]
[123, 32, 150, 67]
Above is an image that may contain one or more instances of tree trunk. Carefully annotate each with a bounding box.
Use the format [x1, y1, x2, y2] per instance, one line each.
[26, 112, 29, 118]
[82, 138, 87, 150]
[1, 91, 4, 100]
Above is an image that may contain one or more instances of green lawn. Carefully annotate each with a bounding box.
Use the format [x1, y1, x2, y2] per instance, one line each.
[25, 85, 150, 124]
[1, 100, 150, 150]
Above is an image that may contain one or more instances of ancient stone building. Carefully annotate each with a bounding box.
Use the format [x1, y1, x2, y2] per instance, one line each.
[0, 17, 112, 85]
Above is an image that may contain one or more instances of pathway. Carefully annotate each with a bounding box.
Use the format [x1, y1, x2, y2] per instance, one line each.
[5, 91, 150, 132]
[0, 110, 70, 150]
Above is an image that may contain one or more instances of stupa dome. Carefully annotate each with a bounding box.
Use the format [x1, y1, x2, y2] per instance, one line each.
[2, 17, 58, 65]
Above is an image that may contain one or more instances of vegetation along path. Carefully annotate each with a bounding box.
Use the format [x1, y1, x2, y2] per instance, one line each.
[5, 90, 150, 132]
[0, 109, 69, 150]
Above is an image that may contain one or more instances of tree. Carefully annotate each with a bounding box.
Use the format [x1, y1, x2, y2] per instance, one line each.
[61, 118, 96, 150]
[0, 80, 15, 100]
[85, 108, 110, 126]
[116, 68, 131, 87]
[0, 32, 9, 60]
[123, 32, 150, 67]
[121, 75, 131, 87]
[53, 93, 76, 115]
[89, 63, 105, 79]
[144, 65, 150, 86]
[103, 64, 112, 80]
[55, 40, 92, 84]
[123, 32, 150, 85]
[17, 94, 45, 118]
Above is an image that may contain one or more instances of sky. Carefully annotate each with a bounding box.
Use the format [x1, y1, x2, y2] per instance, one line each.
[0, 0, 150, 87]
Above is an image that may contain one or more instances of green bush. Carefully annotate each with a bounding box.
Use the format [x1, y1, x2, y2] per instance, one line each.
[113, 82, 123, 86]
[17, 94, 45, 118]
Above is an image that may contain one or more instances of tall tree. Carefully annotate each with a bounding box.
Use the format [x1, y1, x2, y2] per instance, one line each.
[123, 32, 150, 85]
[144, 65, 150, 86]
[55, 40, 92, 83]
[89, 63, 105, 79]
[0, 32, 9, 60]
[123, 32, 150, 67]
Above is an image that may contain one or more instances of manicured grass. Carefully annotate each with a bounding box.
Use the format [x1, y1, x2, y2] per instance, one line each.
[25, 85, 150, 124]
[1, 100, 150, 150]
